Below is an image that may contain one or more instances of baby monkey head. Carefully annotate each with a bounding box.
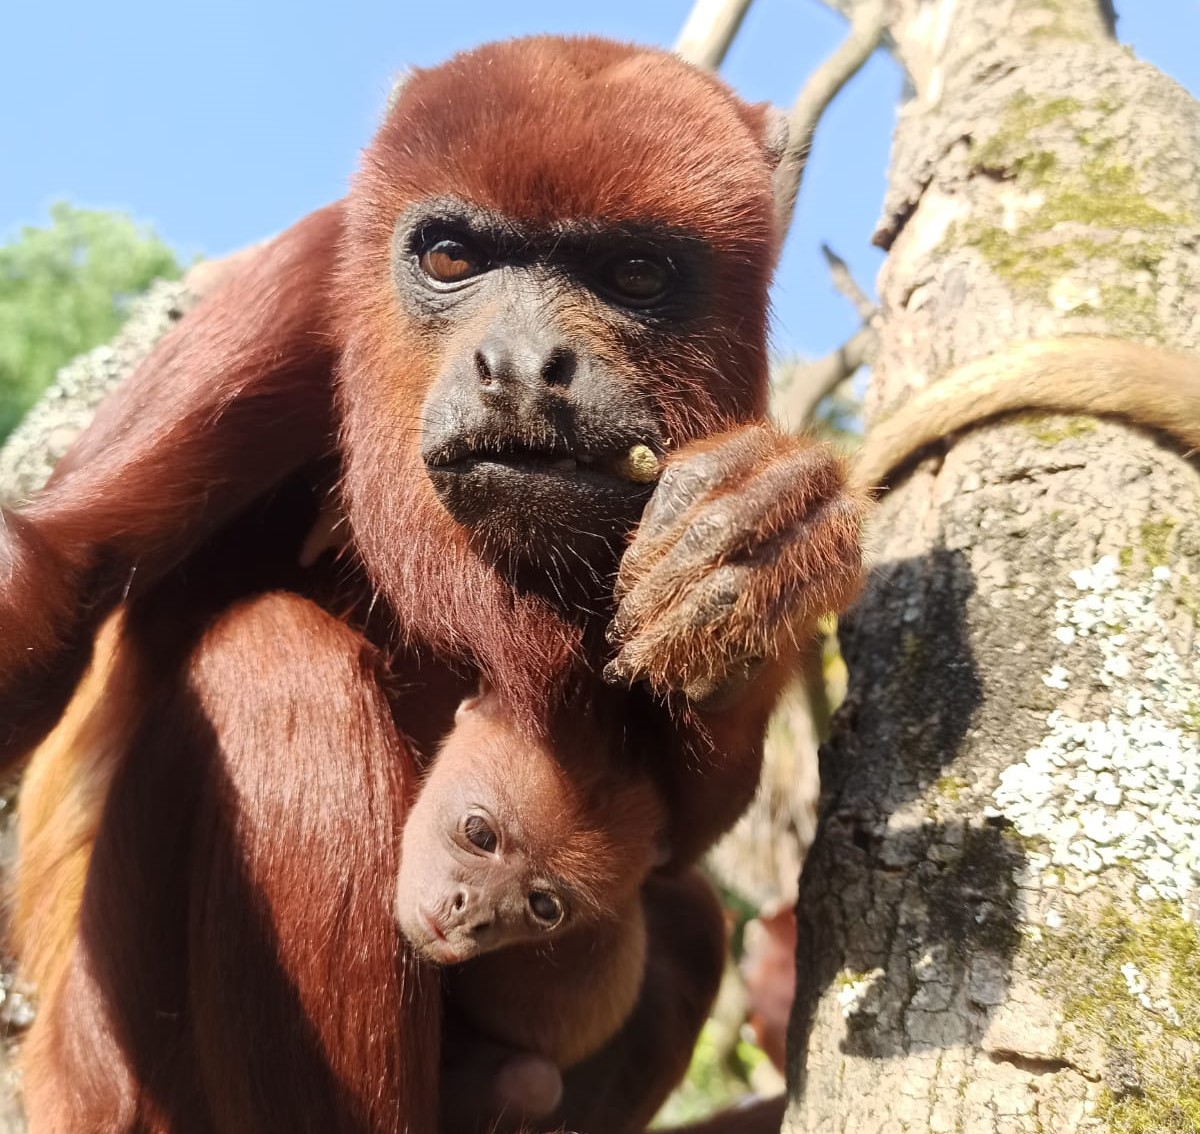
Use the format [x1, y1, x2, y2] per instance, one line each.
[396, 685, 664, 965]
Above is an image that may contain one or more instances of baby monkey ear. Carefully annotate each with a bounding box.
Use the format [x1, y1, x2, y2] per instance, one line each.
[455, 674, 494, 721]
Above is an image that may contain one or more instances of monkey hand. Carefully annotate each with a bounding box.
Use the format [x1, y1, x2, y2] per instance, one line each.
[440, 1033, 563, 1134]
[604, 424, 865, 703]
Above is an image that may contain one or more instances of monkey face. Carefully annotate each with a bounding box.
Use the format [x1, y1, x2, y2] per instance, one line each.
[392, 198, 712, 561]
[339, 40, 779, 604]
[395, 689, 663, 965]
[396, 795, 572, 965]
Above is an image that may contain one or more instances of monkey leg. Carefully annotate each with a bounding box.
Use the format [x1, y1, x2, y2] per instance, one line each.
[550, 869, 727, 1134]
[19, 633, 207, 1134]
[182, 592, 439, 1134]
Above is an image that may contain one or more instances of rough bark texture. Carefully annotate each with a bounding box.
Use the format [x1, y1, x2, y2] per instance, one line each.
[788, 1, 1200, 1131]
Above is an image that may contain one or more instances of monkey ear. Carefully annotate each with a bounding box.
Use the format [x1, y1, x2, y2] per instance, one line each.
[456, 674, 494, 721]
[386, 68, 415, 113]
[759, 104, 791, 173]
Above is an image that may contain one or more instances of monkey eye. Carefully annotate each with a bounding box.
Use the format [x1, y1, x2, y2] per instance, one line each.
[528, 890, 564, 927]
[419, 237, 487, 285]
[462, 813, 498, 853]
[600, 255, 673, 307]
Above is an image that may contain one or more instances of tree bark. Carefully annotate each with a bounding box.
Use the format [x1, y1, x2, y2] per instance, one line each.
[788, 1, 1200, 1131]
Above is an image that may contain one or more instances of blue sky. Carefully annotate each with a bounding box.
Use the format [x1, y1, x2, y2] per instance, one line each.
[3, 2, 1196, 360]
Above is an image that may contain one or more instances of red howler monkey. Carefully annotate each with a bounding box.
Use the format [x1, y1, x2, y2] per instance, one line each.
[5, 35, 866, 1134]
[397, 684, 667, 1071]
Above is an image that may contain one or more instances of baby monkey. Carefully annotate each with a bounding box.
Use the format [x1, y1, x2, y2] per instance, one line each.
[396, 682, 667, 1069]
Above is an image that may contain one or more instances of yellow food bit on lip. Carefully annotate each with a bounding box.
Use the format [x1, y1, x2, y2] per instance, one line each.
[615, 444, 660, 484]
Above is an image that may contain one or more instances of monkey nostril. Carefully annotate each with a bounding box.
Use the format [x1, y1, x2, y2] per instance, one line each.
[451, 889, 468, 914]
[474, 349, 495, 386]
[540, 347, 575, 387]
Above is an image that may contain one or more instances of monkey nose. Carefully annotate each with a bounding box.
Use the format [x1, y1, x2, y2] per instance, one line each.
[447, 887, 495, 937]
[474, 335, 576, 395]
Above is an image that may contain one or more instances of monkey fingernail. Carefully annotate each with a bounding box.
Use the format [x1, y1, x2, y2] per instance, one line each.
[602, 659, 628, 686]
[613, 444, 660, 484]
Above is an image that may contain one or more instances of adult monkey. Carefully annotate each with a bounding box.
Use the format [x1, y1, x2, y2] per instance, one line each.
[2, 37, 864, 1133]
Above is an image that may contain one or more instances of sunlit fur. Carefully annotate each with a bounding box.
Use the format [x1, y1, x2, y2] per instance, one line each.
[337, 37, 782, 722]
[1, 36, 863, 1133]
[13, 615, 134, 998]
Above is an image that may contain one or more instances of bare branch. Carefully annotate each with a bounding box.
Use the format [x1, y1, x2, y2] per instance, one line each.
[775, 0, 886, 233]
[674, 0, 755, 70]
[773, 324, 876, 430]
[820, 244, 876, 322]
[811, 0, 856, 18]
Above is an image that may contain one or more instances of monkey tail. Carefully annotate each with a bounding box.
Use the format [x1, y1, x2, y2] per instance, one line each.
[852, 336, 1200, 493]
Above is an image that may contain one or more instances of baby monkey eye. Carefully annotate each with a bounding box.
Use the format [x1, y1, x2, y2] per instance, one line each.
[602, 255, 673, 306]
[528, 890, 563, 926]
[462, 814, 498, 853]
[419, 237, 486, 284]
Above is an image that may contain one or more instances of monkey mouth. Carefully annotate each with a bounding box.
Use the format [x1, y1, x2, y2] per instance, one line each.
[420, 424, 662, 564]
[423, 438, 653, 485]
[416, 908, 471, 965]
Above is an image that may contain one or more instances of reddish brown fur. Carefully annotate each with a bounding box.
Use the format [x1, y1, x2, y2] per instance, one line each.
[13, 615, 134, 999]
[447, 900, 650, 1072]
[3, 35, 864, 1133]
[337, 39, 784, 722]
[399, 689, 663, 1069]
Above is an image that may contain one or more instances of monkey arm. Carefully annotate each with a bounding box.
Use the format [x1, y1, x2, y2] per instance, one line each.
[655, 656, 794, 868]
[603, 424, 864, 861]
[0, 205, 342, 762]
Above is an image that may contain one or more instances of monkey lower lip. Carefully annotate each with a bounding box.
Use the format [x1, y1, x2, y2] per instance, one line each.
[430, 453, 646, 487]
[420, 910, 465, 964]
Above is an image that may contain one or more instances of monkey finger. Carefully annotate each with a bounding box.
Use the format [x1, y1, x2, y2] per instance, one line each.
[493, 1053, 564, 1121]
[637, 425, 772, 537]
[606, 569, 754, 693]
[618, 442, 852, 615]
[618, 427, 777, 586]
[609, 561, 748, 656]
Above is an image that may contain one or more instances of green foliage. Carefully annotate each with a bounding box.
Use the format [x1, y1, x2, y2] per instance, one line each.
[652, 1020, 767, 1127]
[0, 202, 182, 441]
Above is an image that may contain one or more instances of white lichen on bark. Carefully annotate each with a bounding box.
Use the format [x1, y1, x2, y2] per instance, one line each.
[991, 555, 1200, 912]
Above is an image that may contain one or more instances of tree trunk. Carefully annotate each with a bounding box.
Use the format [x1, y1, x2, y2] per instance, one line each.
[787, 1, 1200, 1131]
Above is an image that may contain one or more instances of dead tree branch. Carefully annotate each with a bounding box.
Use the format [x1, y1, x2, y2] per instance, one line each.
[820, 244, 876, 322]
[674, 0, 755, 70]
[775, 0, 886, 232]
[774, 325, 874, 431]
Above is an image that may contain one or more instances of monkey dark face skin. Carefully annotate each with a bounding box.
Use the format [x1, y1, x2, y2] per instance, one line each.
[399, 198, 692, 557]
[396, 688, 664, 965]
[343, 45, 778, 569]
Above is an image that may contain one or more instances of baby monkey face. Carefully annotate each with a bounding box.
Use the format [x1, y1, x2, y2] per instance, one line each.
[395, 699, 582, 965]
[395, 688, 663, 965]
[397, 790, 571, 965]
